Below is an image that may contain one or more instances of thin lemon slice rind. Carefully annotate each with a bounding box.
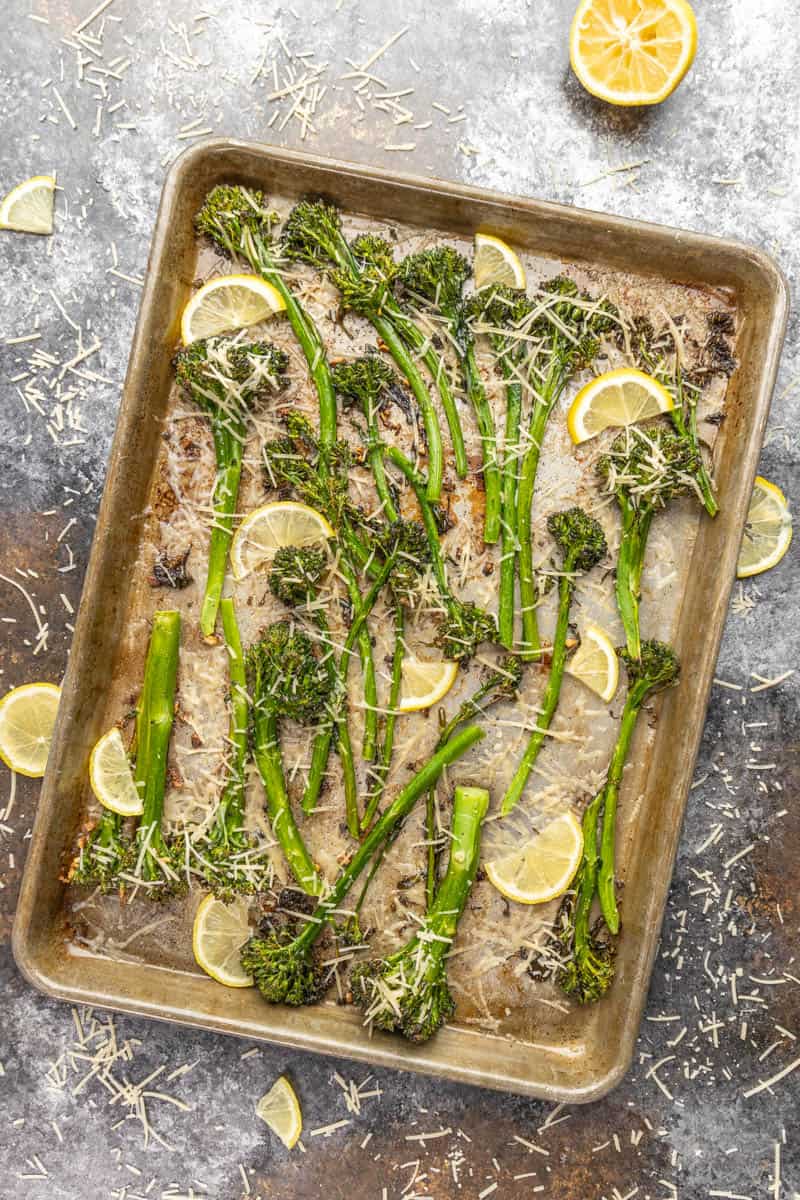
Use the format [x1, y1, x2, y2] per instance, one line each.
[256, 1076, 302, 1149]
[230, 502, 334, 581]
[192, 893, 254, 988]
[89, 727, 143, 816]
[180, 273, 286, 344]
[397, 659, 459, 713]
[567, 367, 674, 444]
[0, 682, 60, 778]
[485, 811, 584, 905]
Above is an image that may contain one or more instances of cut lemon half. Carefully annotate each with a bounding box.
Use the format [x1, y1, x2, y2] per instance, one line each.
[566, 623, 619, 702]
[398, 658, 459, 713]
[570, 0, 698, 107]
[0, 175, 55, 234]
[474, 233, 526, 290]
[737, 476, 793, 579]
[192, 893, 254, 988]
[89, 727, 142, 816]
[0, 682, 60, 778]
[567, 367, 674, 444]
[485, 811, 584, 905]
[256, 1076, 302, 1149]
[181, 274, 286, 344]
[230, 501, 334, 581]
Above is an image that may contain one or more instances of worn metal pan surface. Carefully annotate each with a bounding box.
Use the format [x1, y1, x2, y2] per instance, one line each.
[12, 139, 788, 1102]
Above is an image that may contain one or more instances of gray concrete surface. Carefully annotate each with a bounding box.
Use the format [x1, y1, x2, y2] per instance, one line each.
[0, 2, 798, 1197]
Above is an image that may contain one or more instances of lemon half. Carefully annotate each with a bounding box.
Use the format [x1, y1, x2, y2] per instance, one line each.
[570, 0, 698, 108]
[0, 682, 60, 777]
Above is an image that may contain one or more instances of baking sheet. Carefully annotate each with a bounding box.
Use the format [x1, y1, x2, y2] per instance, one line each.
[13, 140, 788, 1101]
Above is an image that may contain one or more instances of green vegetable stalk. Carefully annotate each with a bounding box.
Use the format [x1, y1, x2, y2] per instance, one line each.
[351, 784, 489, 1042]
[240, 724, 485, 1006]
[501, 509, 606, 815]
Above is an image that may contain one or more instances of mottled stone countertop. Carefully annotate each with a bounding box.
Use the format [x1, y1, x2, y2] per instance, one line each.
[0, 2, 797, 1198]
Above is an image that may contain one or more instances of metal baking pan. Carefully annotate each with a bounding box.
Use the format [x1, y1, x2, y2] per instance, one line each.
[12, 138, 788, 1102]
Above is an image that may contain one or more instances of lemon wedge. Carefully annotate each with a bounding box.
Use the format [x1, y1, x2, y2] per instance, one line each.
[89, 727, 142, 816]
[566, 623, 619, 702]
[567, 367, 674, 444]
[0, 682, 60, 777]
[474, 233, 526, 290]
[0, 175, 56, 234]
[192, 893, 254, 988]
[398, 658, 459, 713]
[256, 1076, 302, 1149]
[737, 476, 793, 579]
[485, 811, 584, 905]
[230, 501, 334, 581]
[181, 274, 286, 344]
[570, 0, 698, 107]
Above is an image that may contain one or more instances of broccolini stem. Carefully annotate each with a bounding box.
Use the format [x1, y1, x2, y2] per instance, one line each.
[134, 611, 181, 880]
[615, 503, 654, 661]
[360, 603, 404, 833]
[463, 339, 501, 543]
[239, 227, 337, 459]
[252, 707, 324, 895]
[572, 785, 607, 961]
[384, 446, 448, 595]
[424, 784, 488, 940]
[425, 790, 437, 909]
[501, 563, 574, 814]
[338, 557, 379, 763]
[670, 374, 719, 518]
[294, 724, 485, 952]
[209, 599, 249, 848]
[386, 304, 468, 481]
[302, 610, 357, 819]
[516, 394, 551, 660]
[596, 680, 649, 934]
[358, 390, 398, 523]
[371, 312, 444, 502]
[498, 380, 523, 648]
[200, 421, 245, 637]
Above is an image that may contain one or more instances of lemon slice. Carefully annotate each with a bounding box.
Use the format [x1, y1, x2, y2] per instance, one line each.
[737, 476, 793, 579]
[192, 893, 254, 988]
[474, 233, 526, 290]
[485, 811, 584, 905]
[0, 682, 60, 778]
[256, 1076, 302, 1149]
[567, 367, 673, 444]
[398, 658, 459, 713]
[566, 623, 619, 702]
[570, 0, 698, 107]
[0, 175, 56, 234]
[230, 501, 334, 581]
[181, 274, 286, 344]
[89, 727, 142, 816]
